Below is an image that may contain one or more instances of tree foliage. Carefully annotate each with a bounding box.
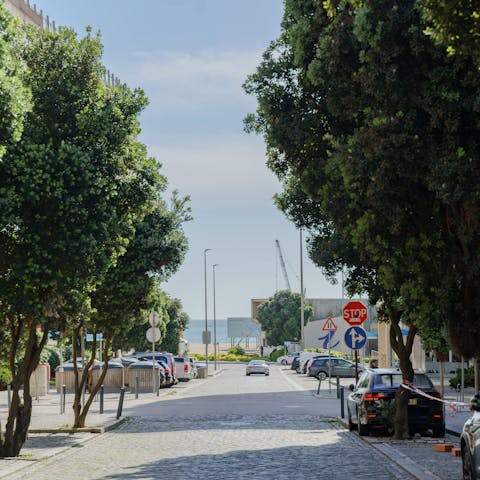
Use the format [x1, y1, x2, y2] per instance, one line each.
[0, 23, 164, 455]
[245, 0, 480, 438]
[256, 290, 313, 346]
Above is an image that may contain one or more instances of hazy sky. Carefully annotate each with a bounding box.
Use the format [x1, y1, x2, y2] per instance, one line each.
[35, 0, 343, 319]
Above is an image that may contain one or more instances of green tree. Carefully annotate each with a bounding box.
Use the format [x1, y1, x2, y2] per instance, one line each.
[0, 24, 158, 456]
[0, 4, 30, 160]
[256, 291, 313, 346]
[71, 194, 190, 427]
[245, 0, 480, 438]
[159, 296, 190, 355]
[420, 0, 480, 58]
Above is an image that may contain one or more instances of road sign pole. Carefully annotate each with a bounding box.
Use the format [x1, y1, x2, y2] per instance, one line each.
[152, 339, 155, 394]
[355, 350, 359, 383]
[328, 335, 332, 394]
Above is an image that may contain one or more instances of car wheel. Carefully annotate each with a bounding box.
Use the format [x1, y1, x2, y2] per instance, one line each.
[357, 411, 369, 437]
[281, 359, 287, 365]
[246, 373, 250, 376]
[317, 371, 327, 381]
[432, 425, 445, 438]
[462, 446, 475, 480]
[265, 373, 269, 376]
[296, 367, 301, 374]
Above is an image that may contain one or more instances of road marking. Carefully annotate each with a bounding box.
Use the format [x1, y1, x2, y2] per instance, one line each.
[278, 367, 304, 391]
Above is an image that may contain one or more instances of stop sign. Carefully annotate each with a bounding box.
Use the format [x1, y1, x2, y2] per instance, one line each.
[342, 301, 368, 326]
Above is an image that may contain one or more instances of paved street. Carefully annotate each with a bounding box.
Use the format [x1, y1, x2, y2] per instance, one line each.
[0, 363, 466, 480]
[3, 363, 464, 480]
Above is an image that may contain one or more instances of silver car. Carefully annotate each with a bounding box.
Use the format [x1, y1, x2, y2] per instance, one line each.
[461, 394, 480, 479]
[246, 360, 269, 376]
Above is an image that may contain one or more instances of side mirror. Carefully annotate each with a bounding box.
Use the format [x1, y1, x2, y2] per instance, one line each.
[349, 384, 355, 392]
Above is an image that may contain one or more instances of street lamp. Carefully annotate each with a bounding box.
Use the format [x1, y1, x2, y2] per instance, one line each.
[300, 229, 305, 349]
[204, 248, 211, 370]
[213, 264, 219, 370]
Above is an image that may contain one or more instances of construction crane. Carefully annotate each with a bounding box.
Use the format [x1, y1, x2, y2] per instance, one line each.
[275, 239, 291, 291]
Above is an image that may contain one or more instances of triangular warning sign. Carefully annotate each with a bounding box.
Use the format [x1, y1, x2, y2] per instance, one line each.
[322, 317, 337, 331]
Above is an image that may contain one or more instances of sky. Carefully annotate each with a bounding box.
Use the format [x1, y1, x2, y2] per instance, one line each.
[35, 0, 343, 319]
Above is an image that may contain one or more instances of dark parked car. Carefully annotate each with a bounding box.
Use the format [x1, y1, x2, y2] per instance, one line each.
[291, 356, 300, 371]
[461, 394, 480, 480]
[308, 357, 361, 379]
[347, 368, 445, 437]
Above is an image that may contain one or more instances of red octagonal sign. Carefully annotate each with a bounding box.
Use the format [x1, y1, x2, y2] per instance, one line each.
[342, 301, 368, 326]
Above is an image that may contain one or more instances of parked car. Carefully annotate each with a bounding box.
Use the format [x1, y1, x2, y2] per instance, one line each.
[174, 356, 193, 381]
[136, 352, 177, 385]
[246, 360, 269, 376]
[276, 352, 299, 366]
[188, 357, 198, 378]
[308, 357, 361, 379]
[291, 356, 301, 371]
[301, 354, 333, 375]
[347, 368, 445, 437]
[156, 360, 174, 387]
[461, 394, 480, 480]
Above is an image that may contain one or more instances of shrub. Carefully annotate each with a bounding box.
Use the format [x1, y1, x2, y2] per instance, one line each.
[269, 349, 285, 362]
[0, 363, 12, 389]
[449, 366, 475, 388]
[40, 345, 61, 377]
[228, 346, 245, 356]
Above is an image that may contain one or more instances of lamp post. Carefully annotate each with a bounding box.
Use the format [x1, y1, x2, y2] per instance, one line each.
[213, 263, 219, 370]
[204, 248, 211, 371]
[300, 229, 305, 349]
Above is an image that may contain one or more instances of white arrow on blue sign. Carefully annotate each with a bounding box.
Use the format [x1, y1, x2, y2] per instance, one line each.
[344, 326, 367, 350]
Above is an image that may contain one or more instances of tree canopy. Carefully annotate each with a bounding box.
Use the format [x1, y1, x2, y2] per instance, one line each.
[256, 290, 313, 346]
[245, 0, 480, 438]
[0, 24, 170, 455]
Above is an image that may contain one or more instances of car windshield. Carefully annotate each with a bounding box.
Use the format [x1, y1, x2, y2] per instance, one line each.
[249, 360, 265, 365]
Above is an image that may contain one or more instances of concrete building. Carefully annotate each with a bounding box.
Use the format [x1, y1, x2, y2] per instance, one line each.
[4, 0, 44, 27]
[4, 0, 120, 87]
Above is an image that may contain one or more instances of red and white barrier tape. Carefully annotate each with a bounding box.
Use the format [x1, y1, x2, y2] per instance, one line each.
[400, 382, 470, 416]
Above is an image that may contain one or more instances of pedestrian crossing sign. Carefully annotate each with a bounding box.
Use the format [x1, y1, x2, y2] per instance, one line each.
[322, 317, 337, 331]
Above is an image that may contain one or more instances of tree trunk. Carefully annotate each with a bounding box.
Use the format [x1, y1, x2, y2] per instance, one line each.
[0, 322, 48, 457]
[72, 333, 112, 428]
[388, 310, 416, 440]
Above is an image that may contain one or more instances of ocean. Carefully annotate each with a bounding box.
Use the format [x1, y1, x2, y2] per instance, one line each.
[183, 319, 229, 344]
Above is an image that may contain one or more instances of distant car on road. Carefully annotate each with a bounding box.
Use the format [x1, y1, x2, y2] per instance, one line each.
[246, 360, 269, 376]
[461, 394, 480, 479]
[347, 368, 445, 437]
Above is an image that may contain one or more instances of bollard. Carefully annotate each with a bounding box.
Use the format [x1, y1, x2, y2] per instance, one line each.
[116, 386, 126, 419]
[99, 385, 104, 414]
[135, 376, 139, 399]
[340, 387, 345, 418]
[336, 377, 340, 399]
[156, 375, 160, 397]
[61, 385, 66, 414]
[316, 377, 322, 395]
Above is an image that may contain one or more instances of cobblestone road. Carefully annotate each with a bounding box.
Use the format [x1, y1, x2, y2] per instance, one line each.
[10, 414, 415, 480]
[4, 364, 464, 479]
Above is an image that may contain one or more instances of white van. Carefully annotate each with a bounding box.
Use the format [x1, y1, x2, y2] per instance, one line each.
[174, 356, 193, 381]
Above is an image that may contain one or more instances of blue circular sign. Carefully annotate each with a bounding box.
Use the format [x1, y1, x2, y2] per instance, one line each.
[344, 326, 367, 350]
